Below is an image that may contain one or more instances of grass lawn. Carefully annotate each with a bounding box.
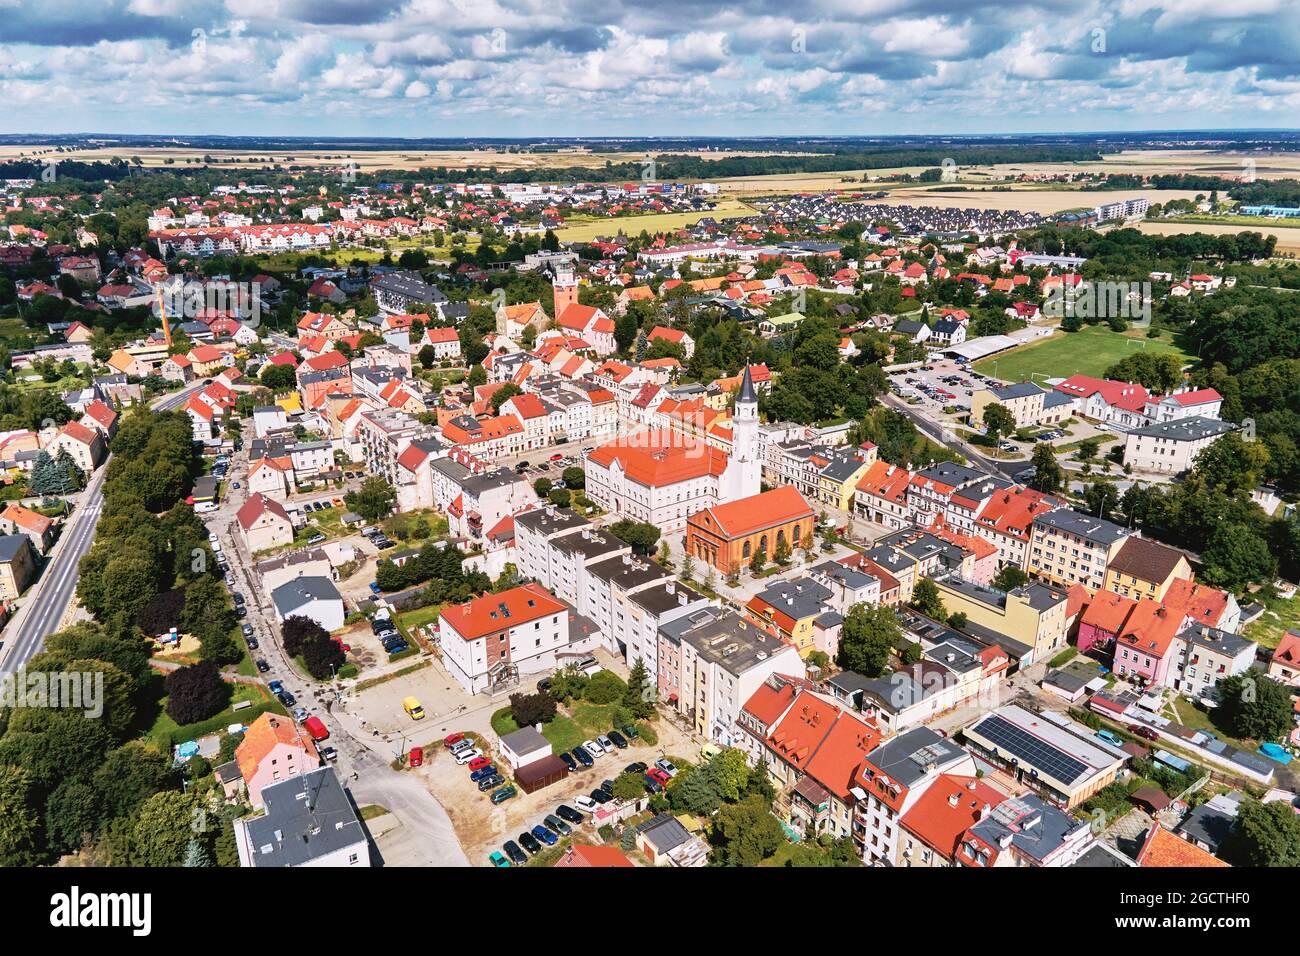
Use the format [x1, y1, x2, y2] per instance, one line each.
[1243, 591, 1300, 650]
[491, 707, 520, 737]
[973, 324, 1196, 383]
[395, 603, 443, 638]
[359, 805, 390, 821]
[147, 680, 283, 750]
[541, 715, 586, 754]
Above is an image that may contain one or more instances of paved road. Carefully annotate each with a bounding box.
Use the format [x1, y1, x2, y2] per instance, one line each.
[0, 383, 203, 675]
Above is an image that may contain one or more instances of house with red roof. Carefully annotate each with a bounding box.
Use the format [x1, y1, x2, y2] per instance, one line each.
[899, 774, 1008, 867]
[1268, 629, 1300, 687]
[422, 326, 462, 361]
[236, 493, 294, 553]
[685, 485, 814, 575]
[555, 303, 616, 356]
[646, 325, 695, 359]
[437, 583, 570, 694]
[79, 399, 118, 441]
[1053, 375, 1152, 429]
[0, 503, 56, 554]
[48, 420, 106, 473]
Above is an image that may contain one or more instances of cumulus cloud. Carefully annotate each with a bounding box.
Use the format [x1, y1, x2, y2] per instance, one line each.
[0, 0, 1294, 133]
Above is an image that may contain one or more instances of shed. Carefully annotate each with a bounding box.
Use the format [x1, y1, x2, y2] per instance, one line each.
[1129, 786, 1171, 814]
[499, 725, 553, 770]
[514, 754, 568, 794]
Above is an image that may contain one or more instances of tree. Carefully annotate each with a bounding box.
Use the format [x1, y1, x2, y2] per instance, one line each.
[672, 766, 723, 815]
[509, 691, 557, 726]
[259, 362, 297, 391]
[163, 660, 227, 725]
[466, 364, 487, 387]
[1222, 799, 1300, 867]
[981, 403, 1016, 448]
[837, 603, 901, 676]
[0, 766, 42, 866]
[1217, 674, 1295, 741]
[911, 577, 946, 619]
[993, 566, 1028, 592]
[533, 477, 552, 497]
[45, 779, 101, 856]
[611, 772, 645, 802]
[584, 670, 626, 705]
[948, 611, 969, 630]
[1200, 522, 1278, 592]
[418, 344, 437, 369]
[346, 477, 397, 522]
[622, 657, 654, 719]
[711, 794, 784, 866]
[302, 633, 345, 679]
[282, 615, 329, 657]
[548, 487, 571, 508]
[749, 546, 767, 574]
[1029, 443, 1064, 493]
[489, 382, 522, 412]
[561, 466, 585, 489]
[607, 519, 661, 555]
[703, 748, 751, 802]
[1082, 481, 1120, 520]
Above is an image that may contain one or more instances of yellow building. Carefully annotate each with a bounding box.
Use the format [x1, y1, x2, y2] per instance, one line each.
[1102, 536, 1193, 602]
[745, 578, 835, 658]
[932, 574, 1070, 663]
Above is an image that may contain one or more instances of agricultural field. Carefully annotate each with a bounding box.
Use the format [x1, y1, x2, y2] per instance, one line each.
[1136, 220, 1300, 255]
[972, 324, 1196, 383]
[554, 198, 756, 242]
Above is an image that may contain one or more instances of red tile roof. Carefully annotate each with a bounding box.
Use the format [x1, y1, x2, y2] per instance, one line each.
[690, 486, 813, 540]
[901, 774, 1006, 861]
[441, 583, 566, 641]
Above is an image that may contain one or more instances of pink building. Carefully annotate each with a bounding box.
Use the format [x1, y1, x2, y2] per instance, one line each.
[1076, 590, 1137, 656]
[235, 713, 320, 808]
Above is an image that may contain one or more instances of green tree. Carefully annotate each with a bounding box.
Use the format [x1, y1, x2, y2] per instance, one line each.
[1222, 799, 1300, 867]
[1029, 443, 1064, 493]
[622, 657, 655, 719]
[1200, 522, 1277, 592]
[911, 577, 946, 619]
[981, 403, 1016, 449]
[0, 765, 43, 865]
[711, 794, 784, 866]
[346, 477, 397, 522]
[993, 566, 1028, 592]
[1217, 673, 1295, 741]
[584, 670, 627, 705]
[611, 773, 645, 802]
[837, 603, 901, 676]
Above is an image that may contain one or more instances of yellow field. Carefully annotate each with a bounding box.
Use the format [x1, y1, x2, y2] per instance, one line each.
[554, 199, 755, 242]
[1135, 220, 1300, 254]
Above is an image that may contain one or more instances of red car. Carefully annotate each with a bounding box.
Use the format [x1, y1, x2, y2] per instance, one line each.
[550, 453, 563, 462]
[468, 755, 491, 772]
[1128, 724, 1158, 741]
[647, 767, 671, 787]
[444, 732, 465, 747]
[409, 747, 424, 768]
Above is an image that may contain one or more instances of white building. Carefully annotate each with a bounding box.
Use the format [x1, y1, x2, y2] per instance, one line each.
[438, 584, 571, 694]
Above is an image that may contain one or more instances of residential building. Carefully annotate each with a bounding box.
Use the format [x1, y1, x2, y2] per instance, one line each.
[1103, 536, 1194, 601]
[954, 794, 1095, 868]
[270, 576, 345, 634]
[236, 493, 295, 554]
[1267, 630, 1300, 687]
[932, 574, 1069, 662]
[0, 534, 36, 598]
[898, 774, 1007, 867]
[234, 713, 321, 809]
[970, 382, 1072, 430]
[438, 583, 570, 695]
[1169, 625, 1257, 699]
[745, 577, 837, 659]
[0, 503, 55, 554]
[1122, 417, 1235, 475]
[1028, 509, 1131, 591]
[234, 768, 369, 868]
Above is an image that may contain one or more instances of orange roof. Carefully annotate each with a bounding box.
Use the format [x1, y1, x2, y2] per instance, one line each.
[1273, 629, 1300, 667]
[236, 492, 290, 531]
[442, 583, 566, 641]
[59, 420, 99, 446]
[425, 326, 459, 344]
[586, 430, 728, 487]
[975, 487, 1061, 541]
[1164, 579, 1230, 629]
[189, 344, 222, 363]
[1081, 588, 1138, 634]
[235, 713, 319, 783]
[766, 692, 841, 772]
[1, 503, 52, 535]
[647, 325, 686, 344]
[856, 459, 911, 502]
[556, 303, 601, 331]
[800, 707, 881, 800]
[1116, 598, 1184, 659]
[902, 775, 1007, 860]
[82, 399, 117, 429]
[690, 486, 813, 540]
[553, 844, 634, 868]
[501, 301, 545, 321]
[505, 393, 548, 420]
[1137, 825, 1230, 868]
[303, 351, 349, 372]
[741, 677, 804, 727]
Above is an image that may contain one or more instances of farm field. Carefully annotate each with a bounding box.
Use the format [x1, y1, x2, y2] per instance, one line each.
[1136, 220, 1300, 255]
[972, 324, 1196, 383]
[554, 198, 755, 242]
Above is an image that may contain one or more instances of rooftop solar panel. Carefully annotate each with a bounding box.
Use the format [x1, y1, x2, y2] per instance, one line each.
[972, 714, 1090, 785]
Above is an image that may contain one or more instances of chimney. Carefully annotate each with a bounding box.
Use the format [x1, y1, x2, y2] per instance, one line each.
[948, 792, 959, 807]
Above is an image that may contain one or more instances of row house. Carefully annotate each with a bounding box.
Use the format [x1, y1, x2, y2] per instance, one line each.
[1027, 509, 1131, 591]
[356, 408, 436, 488]
[440, 413, 527, 460]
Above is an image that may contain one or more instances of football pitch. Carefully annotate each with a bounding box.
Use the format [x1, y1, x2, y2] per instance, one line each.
[972, 325, 1197, 383]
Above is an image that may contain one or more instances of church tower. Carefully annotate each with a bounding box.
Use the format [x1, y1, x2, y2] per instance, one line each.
[724, 364, 761, 500]
[552, 263, 578, 320]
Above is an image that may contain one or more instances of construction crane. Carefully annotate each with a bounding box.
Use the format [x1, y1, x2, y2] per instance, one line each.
[154, 283, 172, 347]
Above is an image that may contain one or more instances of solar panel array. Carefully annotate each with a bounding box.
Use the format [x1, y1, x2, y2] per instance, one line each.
[972, 715, 1090, 784]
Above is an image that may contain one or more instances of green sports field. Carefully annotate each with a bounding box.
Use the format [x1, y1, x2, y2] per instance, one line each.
[972, 325, 1196, 383]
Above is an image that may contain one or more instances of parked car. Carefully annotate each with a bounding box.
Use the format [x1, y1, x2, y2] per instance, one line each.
[558, 752, 577, 772]
[575, 795, 599, 813]
[1096, 729, 1124, 747]
[572, 745, 594, 768]
[1128, 724, 1159, 741]
[647, 767, 671, 787]
[489, 850, 510, 868]
[241, 623, 254, 637]
[369, 581, 382, 595]
[444, 732, 465, 747]
[555, 804, 583, 825]
[621, 724, 639, 739]
[589, 788, 611, 804]
[268, 680, 283, 695]
[596, 734, 615, 752]
[491, 785, 518, 805]
[255, 658, 270, 673]
[623, 761, 647, 775]
[531, 824, 558, 847]
[536, 677, 552, 692]
[503, 840, 527, 865]
[319, 746, 338, 762]
[643, 776, 663, 794]
[454, 748, 484, 765]
[518, 831, 542, 855]
[654, 758, 678, 777]
[607, 730, 628, 749]
[477, 774, 505, 792]
[293, 707, 308, 722]
[277, 691, 296, 708]
[544, 814, 571, 837]
[470, 764, 498, 782]
[583, 738, 605, 757]
[245, 635, 258, 649]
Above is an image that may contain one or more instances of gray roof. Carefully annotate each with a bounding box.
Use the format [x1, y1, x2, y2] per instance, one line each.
[513, 506, 590, 536]
[1176, 803, 1236, 852]
[500, 725, 550, 756]
[462, 467, 524, 496]
[635, 813, 693, 853]
[752, 578, 834, 621]
[552, 527, 627, 561]
[240, 768, 368, 868]
[659, 608, 790, 677]
[861, 726, 967, 787]
[1032, 508, 1130, 546]
[811, 560, 877, 592]
[587, 553, 669, 590]
[1178, 624, 1255, 658]
[271, 575, 342, 617]
[1128, 416, 1234, 443]
[913, 461, 985, 488]
[967, 795, 1088, 864]
[826, 671, 874, 695]
[737, 364, 758, 404]
[0, 533, 31, 562]
[991, 381, 1045, 401]
[628, 580, 701, 616]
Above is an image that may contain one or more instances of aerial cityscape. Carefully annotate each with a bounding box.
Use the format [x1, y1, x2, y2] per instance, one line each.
[0, 2, 1297, 913]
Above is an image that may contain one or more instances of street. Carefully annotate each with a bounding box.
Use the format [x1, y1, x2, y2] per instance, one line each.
[0, 381, 204, 675]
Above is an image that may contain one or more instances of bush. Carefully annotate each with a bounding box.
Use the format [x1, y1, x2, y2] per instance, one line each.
[584, 670, 627, 704]
[509, 691, 557, 727]
[282, 615, 328, 658]
[636, 723, 658, 747]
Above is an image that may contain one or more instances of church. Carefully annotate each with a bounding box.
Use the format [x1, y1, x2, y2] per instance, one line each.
[583, 366, 763, 534]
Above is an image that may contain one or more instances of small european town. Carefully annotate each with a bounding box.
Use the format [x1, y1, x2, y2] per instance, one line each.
[0, 0, 1294, 929]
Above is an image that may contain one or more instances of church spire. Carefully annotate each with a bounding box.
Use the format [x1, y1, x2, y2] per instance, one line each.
[737, 364, 757, 405]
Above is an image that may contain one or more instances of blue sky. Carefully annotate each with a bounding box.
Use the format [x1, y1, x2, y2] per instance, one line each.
[0, 0, 1297, 136]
